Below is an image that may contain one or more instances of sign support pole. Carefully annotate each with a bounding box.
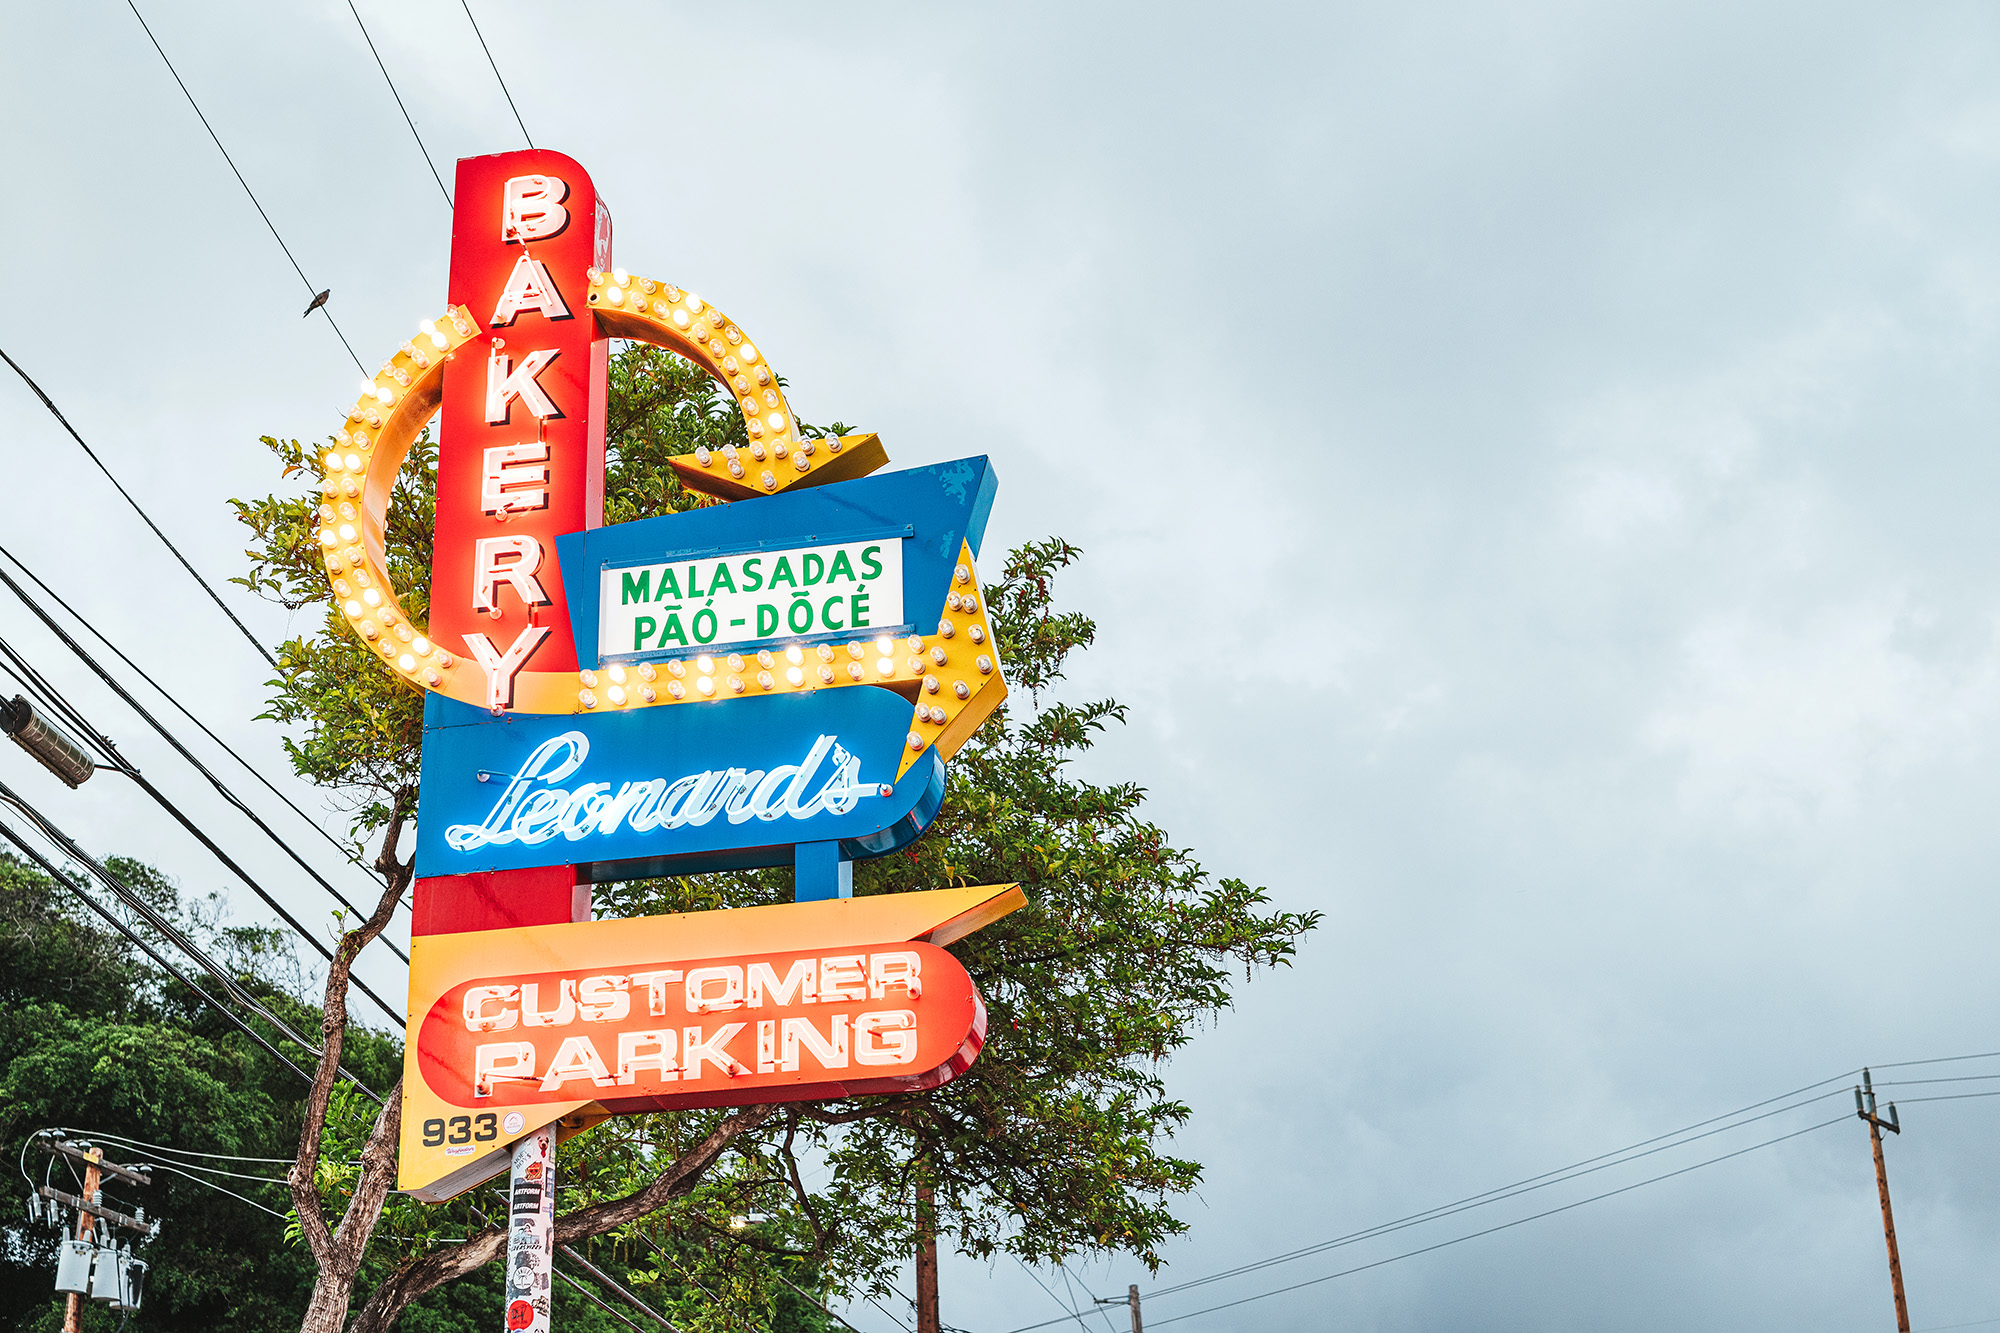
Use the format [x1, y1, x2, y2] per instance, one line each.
[504, 1126, 557, 1333]
[915, 1181, 939, 1333]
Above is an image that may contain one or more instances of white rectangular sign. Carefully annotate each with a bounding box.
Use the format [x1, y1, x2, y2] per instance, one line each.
[599, 538, 904, 658]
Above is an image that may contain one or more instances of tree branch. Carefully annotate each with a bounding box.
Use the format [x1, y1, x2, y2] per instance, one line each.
[291, 790, 415, 1332]
[349, 1103, 780, 1332]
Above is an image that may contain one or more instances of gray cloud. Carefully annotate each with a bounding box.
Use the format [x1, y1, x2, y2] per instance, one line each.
[5, 1, 2000, 1328]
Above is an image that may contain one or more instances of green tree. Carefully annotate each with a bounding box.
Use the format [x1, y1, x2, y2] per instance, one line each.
[229, 342, 1316, 1330]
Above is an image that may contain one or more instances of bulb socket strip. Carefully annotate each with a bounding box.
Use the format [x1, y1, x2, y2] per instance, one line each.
[571, 542, 1003, 781]
[585, 269, 890, 502]
[317, 307, 479, 698]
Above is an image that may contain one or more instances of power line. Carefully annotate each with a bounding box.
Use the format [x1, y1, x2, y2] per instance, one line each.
[0, 625, 404, 1026]
[0, 348, 278, 672]
[51, 1120, 294, 1160]
[0, 818, 314, 1088]
[0, 545, 401, 920]
[0, 784, 382, 1103]
[1134, 1116, 1849, 1330]
[461, 0, 533, 148]
[1139, 1071, 1860, 1304]
[121, 0, 366, 373]
[0, 549, 410, 968]
[344, 0, 452, 209]
[1012, 1064, 2000, 1333]
[1014, 1259, 1091, 1331]
[998, 1057, 2000, 1333]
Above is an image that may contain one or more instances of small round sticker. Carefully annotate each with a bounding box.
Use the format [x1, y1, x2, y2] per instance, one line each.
[503, 1111, 525, 1135]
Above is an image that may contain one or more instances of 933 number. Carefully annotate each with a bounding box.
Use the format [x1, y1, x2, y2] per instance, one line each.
[421, 1113, 498, 1147]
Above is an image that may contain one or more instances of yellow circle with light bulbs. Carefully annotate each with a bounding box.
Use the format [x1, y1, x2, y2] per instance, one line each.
[317, 273, 999, 745]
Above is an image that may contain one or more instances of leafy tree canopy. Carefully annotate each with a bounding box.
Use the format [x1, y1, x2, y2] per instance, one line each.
[213, 340, 1319, 1327]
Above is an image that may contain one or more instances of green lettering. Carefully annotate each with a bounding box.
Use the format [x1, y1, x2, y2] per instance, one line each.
[692, 609, 718, 644]
[741, 557, 764, 592]
[769, 557, 797, 589]
[822, 595, 846, 630]
[850, 591, 871, 628]
[756, 604, 779, 636]
[686, 564, 706, 597]
[860, 545, 884, 579]
[802, 553, 826, 586]
[620, 570, 651, 604]
[709, 562, 737, 595]
[660, 613, 689, 647]
[655, 567, 682, 601]
[788, 598, 815, 634]
[634, 616, 657, 649]
[827, 549, 855, 583]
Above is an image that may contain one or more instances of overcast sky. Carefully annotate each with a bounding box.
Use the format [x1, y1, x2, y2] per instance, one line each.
[7, 1, 2000, 1329]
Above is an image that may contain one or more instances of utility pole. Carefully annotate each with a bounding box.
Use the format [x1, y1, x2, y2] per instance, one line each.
[1094, 1285, 1143, 1333]
[37, 1135, 155, 1324]
[916, 1182, 939, 1333]
[62, 1147, 100, 1333]
[1856, 1068, 1911, 1333]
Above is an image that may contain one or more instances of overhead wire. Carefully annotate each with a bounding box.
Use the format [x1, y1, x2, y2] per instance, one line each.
[0, 545, 403, 907]
[1127, 1116, 1851, 1332]
[123, 1157, 292, 1222]
[0, 818, 314, 1088]
[344, 0, 452, 209]
[50, 1129, 296, 1167]
[0, 349, 279, 672]
[0, 783, 382, 1102]
[460, 0, 533, 148]
[121, 0, 365, 373]
[1138, 1072, 1860, 1303]
[0, 551, 410, 967]
[0, 626, 404, 1026]
[1002, 1056, 2000, 1333]
[1058, 1262, 1118, 1333]
[1014, 1258, 1091, 1330]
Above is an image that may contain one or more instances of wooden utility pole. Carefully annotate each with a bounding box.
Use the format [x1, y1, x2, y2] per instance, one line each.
[62, 1147, 102, 1333]
[916, 1182, 940, 1333]
[1856, 1068, 1911, 1333]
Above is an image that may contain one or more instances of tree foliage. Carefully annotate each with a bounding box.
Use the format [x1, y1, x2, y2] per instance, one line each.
[212, 340, 1318, 1328]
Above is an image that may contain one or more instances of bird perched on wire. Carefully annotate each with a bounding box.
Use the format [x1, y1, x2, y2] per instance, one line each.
[303, 289, 331, 317]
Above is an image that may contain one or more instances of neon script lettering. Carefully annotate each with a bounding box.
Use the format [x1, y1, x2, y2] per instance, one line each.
[443, 732, 868, 852]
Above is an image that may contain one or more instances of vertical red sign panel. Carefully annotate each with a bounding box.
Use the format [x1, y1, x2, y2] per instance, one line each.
[414, 150, 612, 938]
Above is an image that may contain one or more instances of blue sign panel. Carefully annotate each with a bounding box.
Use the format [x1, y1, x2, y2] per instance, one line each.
[555, 457, 997, 669]
[415, 457, 995, 881]
[416, 690, 946, 880]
